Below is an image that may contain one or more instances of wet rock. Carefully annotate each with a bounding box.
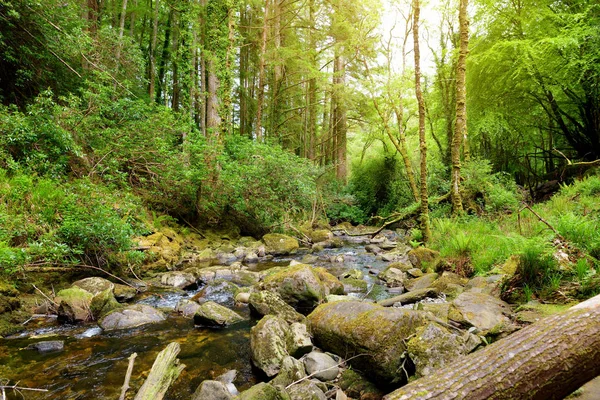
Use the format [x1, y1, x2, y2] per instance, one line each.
[193, 301, 245, 328]
[378, 267, 406, 288]
[236, 382, 288, 400]
[449, 291, 512, 334]
[250, 315, 291, 377]
[405, 273, 439, 291]
[249, 291, 305, 324]
[26, 340, 64, 353]
[259, 265, 343, 311]
[55, 287, 94, 323]
[216, 370, 239, 396]
[289, 322, 313, 357]
[192, 380, 233, 400]
[75, 326, 103, 338]
[288, 380, 327, 400]
[377, 288, 440, 307]
[341, 278, 368, 293]
[407, 322, 466, 377]
[99, 304, 166, 331]
[89, 288, 121, 319]
[72, 277, 114, 295]
[113, 284, 137, 302]
[235, 292, 251, 304]
[338, 369, 384, 400]
[192, 279, 240, 306]
[406, 268, 423, 278]
[408, 247, 440, 268]
[263, 233, 300, 255]
[217, 252, 238, 265]
[175, 299, 202, 318]
[308, 301, 428, 384]
[272, 356, 307, 387]
[160, 271, 197, 289]
[365, 245, 382, 255]
[194, 266, 260, 287]
[310, 229, 332, 243]
[244, 252, 259, 264]
[303, 352, 339, 381]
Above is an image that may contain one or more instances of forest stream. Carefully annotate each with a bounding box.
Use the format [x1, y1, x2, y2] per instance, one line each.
[0, 233, 399, 399]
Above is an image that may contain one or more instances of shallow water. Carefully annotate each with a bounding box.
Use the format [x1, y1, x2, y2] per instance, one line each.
[0, 235, 399, 399]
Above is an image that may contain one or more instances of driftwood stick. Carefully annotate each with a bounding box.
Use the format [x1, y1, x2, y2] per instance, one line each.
[119, 352, 138, 400]
[522, 204, 564, 240]
[32, 284, 59, 308]
[133, 343, 185, 400]
[0, 384, 48, 393]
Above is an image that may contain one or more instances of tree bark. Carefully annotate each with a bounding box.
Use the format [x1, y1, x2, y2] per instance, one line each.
[413, 0, 431, 243]
[255, 0, 269, 142]
[451, 0, 468, 215]
[383, 295, 600, 400]
[148, 0, 159, 100]
[134, 342, 185, 400]
[333, 50, 347, 183]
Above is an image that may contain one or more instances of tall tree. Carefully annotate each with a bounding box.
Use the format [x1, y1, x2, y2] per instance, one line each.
[451, 0, 468, 214]
[413, 0, 431, 243]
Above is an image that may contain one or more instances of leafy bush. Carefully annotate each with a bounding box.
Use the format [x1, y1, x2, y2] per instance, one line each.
[517, 239, 557, 290]
[462, 159, 521, 213]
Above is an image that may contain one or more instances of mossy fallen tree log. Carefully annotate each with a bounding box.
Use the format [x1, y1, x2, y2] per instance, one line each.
[383, 295, 600, 400]
[133, 342, 185, 400]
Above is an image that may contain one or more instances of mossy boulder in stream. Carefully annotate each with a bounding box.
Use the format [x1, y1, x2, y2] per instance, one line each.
[448, 291, 512, 335]
[263, 233, 300, 255]
[250, 315, 292, 377]
[235, 382, 290, 400]
[89, 288, 121, 319]
[72, 277, 114, 295]
[193, 301, 245, 328]
[249, 291, 305, 324]
[260, 264, 344, 311]
[408, 247, 440, 268]
[55, 286, 94, 323]
[99, 304, 166, 331]
[307, 301, 428, 384]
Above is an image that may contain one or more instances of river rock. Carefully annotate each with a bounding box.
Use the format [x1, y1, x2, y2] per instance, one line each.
[288, 380, 327, 400]
[193, 301, 244, 328]
[192, 380, 233, 400]
[175, 299, 202, 318]
[406, 268, 423, 278]
[338, 369, 384, 400]
[244, 252, 259, 264]
[263, 233, 300, 255]
[308, 301, 428, 384]
[249, 291, 305, 324]
[408, 247, 440, 268]
[235, 292, 251, 303]
[303, 352, 339, 381]
[378, 287, 440, 307]
[99, 304, 166, 331]
[26, 340, 64, 353]
[236, 382, 287, 400]
[341, 277, 368, 293]
[193, 279, 240, 306]
[216, 370, 239, 396]
[259, 265, 344, 311]
[55, 286, 94, 323]
[448, 291, 512, 334]
[250, 315, 291, 377]
[378, 267, 406, 288]
[113, 284, 137, 302]
[365, 244, 382, 254]
[407, 322, 466, 377]
[194, 266, 260, 286]
[72, 277, 114, 295]
[272, 356, 307, 387]
[160, 271, 197, 289]
[289, 322, 313, 357]
[89, 288, 121, 319]
[405, 273, 439, 291]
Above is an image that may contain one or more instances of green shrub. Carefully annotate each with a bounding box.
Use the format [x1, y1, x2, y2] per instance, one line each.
[517, 239, 557, 289]
[462, 159, 520, 213]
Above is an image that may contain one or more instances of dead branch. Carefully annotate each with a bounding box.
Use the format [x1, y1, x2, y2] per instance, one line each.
[520, 204, 564, 240]
[119, 352, 138, 400]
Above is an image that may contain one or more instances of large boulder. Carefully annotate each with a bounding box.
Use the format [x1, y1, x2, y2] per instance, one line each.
[193, 265, 260, 287]
[175, 299, 202, 318]
[406, 322, 466, 377]
[260, 264, 344, 311]
[235, 382, 289, 400]
[89, 288, 121, 319]
[72, 277, 114, 295]
[55, 287, 94, 323]
[248, 291, 305, 324]
[192, 280, 240, 307]
[263, 233, 300, 255]
[250, 315, 291, 377]
[99, 304, 166, 331]
[289, 322, 313, 357]
[160, 271, 197, 289]
[405, 273, 439, 291]
[407, 247, 440, 268]
[308, 301, 428, 384]
[449, 291, 512, 334]
[193, 301, 245, 328]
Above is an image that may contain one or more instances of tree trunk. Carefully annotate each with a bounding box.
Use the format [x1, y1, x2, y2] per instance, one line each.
[383, 295, 600, 400]
[171, 10, 180, 112]
[333, 51, 347, 183]
[306, 0, 317, 160]
[255, 0, 269, 142]
[413, 0, 431, 243]
[451, 0, 468, 215]
[115, 0, 128, 64]
[156, 9, 172, 104]
[148, 0, 159, 101]
[134, 342, 185, 400]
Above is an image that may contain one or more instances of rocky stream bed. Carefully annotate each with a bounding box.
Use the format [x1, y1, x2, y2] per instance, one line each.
[0, 228, 558, 399]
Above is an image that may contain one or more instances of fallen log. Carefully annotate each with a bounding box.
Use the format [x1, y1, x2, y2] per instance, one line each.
[383, 294, 600, 400]
[134, 342, 185, 400]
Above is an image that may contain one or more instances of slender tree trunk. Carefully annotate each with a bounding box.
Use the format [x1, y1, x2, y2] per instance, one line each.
[255, 0, 269, 142]
[383, 295, 600, 400]
[239, 4, 249, 137]
[156, 10, 172, 104]
[413, 0, 431, 243]
[129, 0, 137, 37]
[148, 0, 159, 101]
[115, 0, 128, 63]
[87, 0, 99, 37]
[333, 51, 347, 183]
[306, 0, 317, 160]
[451, 0, 469, 214]
[171, 10, 180, 112]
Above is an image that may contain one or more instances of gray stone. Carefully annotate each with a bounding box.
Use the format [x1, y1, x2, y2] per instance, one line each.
[99, 304, 166, 331]
[271, 356, 307, 387]
[249, 291, 305, 324]
[160, 271, 197, 289]
[26, 340, 64, 353]
[378, 267, 406, 288]
[405, 273, 439, 291]
[192, 279, 240, 306]
[287, 380, 327, 400]
[250, 315, 291, 377]
[365, 244, 382, 254]
[175, 299, 202, 318]
[193, 301, 245, 328]
[449, 291, 512, 334]
[55, 286, 94, 323]
[113, 284, 137, 302]
[236, 383, 288, 400]
[192, 380, 233, 400]
[72, 277, 114, 295]
[216, 370, 239, 396]
[303, 352, 339, 381]
[289, 322, 313, 357]
[407, 322, 466, 377]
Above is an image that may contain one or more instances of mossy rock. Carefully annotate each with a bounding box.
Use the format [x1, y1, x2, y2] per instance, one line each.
[72, 277, 114, 295]
[99, 304, 166, 331]
[271, 356, 307, 387]
[341, 277, 368, 293]
[308, 301, 428, 384]
[405, 273, 439, 291]
[310, 229, 332, 243]
[193, 301, 245, 328]
[192, 279, 240, 307]
[250, 315, 292, 377]
[314, 267, 344, 295]
[338, 369, 384, 400]
[90, 288, 121, 319]
[378, 266, 407, 288]
[408, 248, 440, 268]
[263, 234, 300, 255]
[248, 291, 305, 324]
[286, 380, 327, 400]
[55, 286, 94, 323]
[0, 282, 20, 314]
[384, 261, 413, 273]
[407, 322, 466, 378]
[113, 284, 137, 302]
[448, 291, 512, 335]
[236, 382, 289, 400]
